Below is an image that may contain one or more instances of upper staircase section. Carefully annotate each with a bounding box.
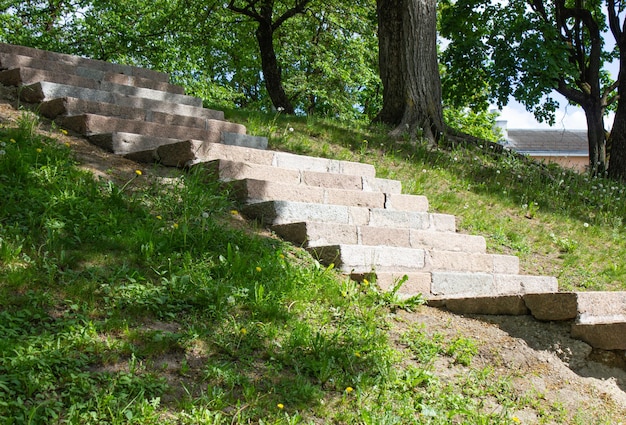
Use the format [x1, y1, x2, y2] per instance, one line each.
[1, 42, 624, 352]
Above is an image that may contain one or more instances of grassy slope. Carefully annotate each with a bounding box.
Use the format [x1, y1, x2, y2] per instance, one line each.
[0, 108, 624, 424]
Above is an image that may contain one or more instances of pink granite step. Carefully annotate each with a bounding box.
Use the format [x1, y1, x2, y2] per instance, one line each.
[271, 221, 485, 250]
[39, 96, 223, 122]
[55, 113, 245, 141]
[307, 244, 519, 274]
[2, 68, 201, 106]
[0, 42, 168, 82]
[205, 160, 427, 207]
[229, 178, 386, 209]
[241, 200, 456, 231]
[0, 53, 183, 93]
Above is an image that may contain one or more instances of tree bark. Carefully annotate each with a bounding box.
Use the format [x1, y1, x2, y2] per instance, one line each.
[607, 0, 626, 181]
[375, 0, 444, 143]
[255, 21, 295, 114]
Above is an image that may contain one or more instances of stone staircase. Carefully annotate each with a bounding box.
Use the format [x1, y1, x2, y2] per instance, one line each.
[1, 42, 624, 352]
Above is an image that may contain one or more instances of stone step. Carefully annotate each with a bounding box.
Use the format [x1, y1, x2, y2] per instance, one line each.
[571, 315, 626, 350]
[206, 160, 419, 204]
[55, 113, 245, 141]
[271, 221, 485, 251]
[144, 139, 379, 178]
[39, 96, 223, 122]
[523, 291, 626, 321]
[361, 272, 557, 303]
[19, 82, 216, 118]
[229, 178, 385, 209]
[0, 53, 183, 93]
[240, 200, 456, 231]
[2, 68, 201, 107]
[39, 97, 225, 132]
[307, 244, 519, 274]
[0, 42, 169, 82]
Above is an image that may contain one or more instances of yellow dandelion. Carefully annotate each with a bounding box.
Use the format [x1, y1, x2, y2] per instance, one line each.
[279, 253, 285, 259]
[230, 210, 239, 216]
[345, 387, 354, 394]
[172, 223, 179, 229]
[64, 142, 70, 148]
[354, 352, 361, 358]
[277, 403, 284, 410]
[156, 215, 162, 220]
[10, 139, 15, 143]
[512, 417, 521, 424]
[362, 279, 369, 286]
[36, 148, 42, 153]
[240, 327, 247, 335]
[60, 129, 68, 135]
[135, 169, 142, 176]
[256, 266, 262, 272]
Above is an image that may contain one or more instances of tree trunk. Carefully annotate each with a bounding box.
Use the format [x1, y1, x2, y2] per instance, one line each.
[375, 0, 444, 143]
[582, 101, 608, 175]
[256, 22, 295, 114]
[608, 49, 626, 181]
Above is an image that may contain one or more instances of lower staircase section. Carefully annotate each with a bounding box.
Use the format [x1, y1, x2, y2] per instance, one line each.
[1, 42, 625, 352]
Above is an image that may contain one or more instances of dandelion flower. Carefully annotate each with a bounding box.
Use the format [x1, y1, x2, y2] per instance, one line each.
[240, 327, 247, 335]
[135, 169, 142, 176]
[64, 142, 70, 148]
[354, 352, 361, 358]
[0, 141, 5, 147]
[10, 138, 15, 143]
[277, 403, 284, 410]
[202, 212, 209, 219]
[256, 266, 262, 272]
[60, 129, 68, 135]
[156, 215, 162, 220]
[289, 127, 294, 132]
[36, 148, 42, 153]
[512, 417, 521, 423]
[230, 210, 239, 216]
[584, 222, 589, 228]
[345, 387, 354, 394]
[172, 223, 179, 229]
[0, 149, 5, 156]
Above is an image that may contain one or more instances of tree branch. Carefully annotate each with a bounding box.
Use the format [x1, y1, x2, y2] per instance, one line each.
[273, 0, 312, 30]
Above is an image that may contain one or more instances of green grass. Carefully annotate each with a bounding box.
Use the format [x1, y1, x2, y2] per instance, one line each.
[0, 110, 624, 424]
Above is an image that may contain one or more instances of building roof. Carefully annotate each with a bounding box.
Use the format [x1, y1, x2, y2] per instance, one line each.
[503, 129, 589, 157]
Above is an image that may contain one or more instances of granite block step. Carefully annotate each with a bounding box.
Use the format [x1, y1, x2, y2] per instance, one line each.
[3, 68, 201, 106]
[205, 160, 425, 206]
[39, 96, 223, 122]
[0, 42, 169, 82]
[55, 114, 245, 141]
[19, 82, 217, 118]
[149, 139, 379, 178]
[307, 244, 518, 274]
[40, 97, 225, 132]
[571, 315, 626, 350]
[523, 291, 626, 321]
[271, 221, 485, 251]
[228, 178, 385, 209]
[240, 200, 456, 231]
[367, 273, 556, 304]
[0, 53, 183, 93]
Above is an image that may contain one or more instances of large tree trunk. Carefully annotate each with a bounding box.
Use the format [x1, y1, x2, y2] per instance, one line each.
[607, 1, 626, 181]
[375, 0, 444, 143]
[608, 49, 626, 181]
[256, 22, 295, 114]
[583, 101, 608, 175]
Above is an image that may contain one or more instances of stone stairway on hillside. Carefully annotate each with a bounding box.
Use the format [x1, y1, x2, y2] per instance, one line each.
[1, 42, 624, 352]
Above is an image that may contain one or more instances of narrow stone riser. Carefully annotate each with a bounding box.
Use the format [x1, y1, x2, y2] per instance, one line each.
[240, 200, 456, 232]
[0, 42, 169, 82]
[56, 114, 245, 141]
[271, 221, 486, 252]
[524, 291, 626, 321]
[1, 68, 201, 107]
[307, 244, 518, 275]
[41, 98, 227, 132]
[21, 82, 218, 119]
[0, 53, 182, 93]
